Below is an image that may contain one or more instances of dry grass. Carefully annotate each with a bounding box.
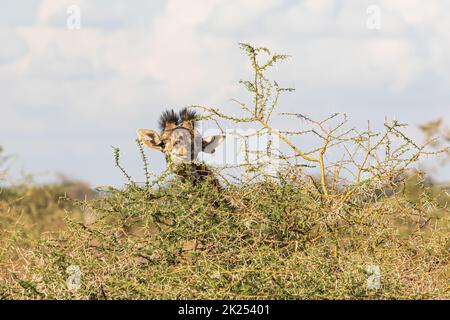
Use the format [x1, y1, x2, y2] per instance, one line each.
[0, 169, 448, 299]
[0, 44, 448, 300]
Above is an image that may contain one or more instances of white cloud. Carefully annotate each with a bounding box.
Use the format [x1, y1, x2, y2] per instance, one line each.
[37, 0, 165, 28]
[0, 28, 28, 64]
[37, 0, 74, 25]
[13, 0, 450, 108]
[383, 0, 441, 25]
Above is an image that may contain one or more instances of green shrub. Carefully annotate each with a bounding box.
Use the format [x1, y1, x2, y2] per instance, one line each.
[0, 45, 448, 300]
[1, 167, 448, 299]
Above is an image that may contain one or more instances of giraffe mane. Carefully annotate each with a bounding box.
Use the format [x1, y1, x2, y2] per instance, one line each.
[158, 109, 180, 132]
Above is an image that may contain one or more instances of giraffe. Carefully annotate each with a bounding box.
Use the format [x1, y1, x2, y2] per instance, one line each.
[136, 108, 225, 189]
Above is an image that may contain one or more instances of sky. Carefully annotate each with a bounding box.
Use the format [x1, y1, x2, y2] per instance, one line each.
[1, 0, 449, 187]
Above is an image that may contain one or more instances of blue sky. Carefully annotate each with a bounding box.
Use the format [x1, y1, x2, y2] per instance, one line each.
[1, 0, 449, 187]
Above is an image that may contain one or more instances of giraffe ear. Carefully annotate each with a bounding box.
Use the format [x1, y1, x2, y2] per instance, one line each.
[202, 135, 225, 154]
[137, 129, 163, 151]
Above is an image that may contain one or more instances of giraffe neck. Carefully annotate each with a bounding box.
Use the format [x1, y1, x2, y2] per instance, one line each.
[170, 161, 222, 191]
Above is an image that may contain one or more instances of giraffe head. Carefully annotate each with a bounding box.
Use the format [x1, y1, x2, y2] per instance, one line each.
[137, 108, 225, 165]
